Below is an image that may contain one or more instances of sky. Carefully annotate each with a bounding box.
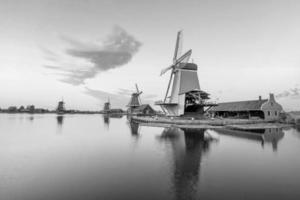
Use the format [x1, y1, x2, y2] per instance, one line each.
[0, 0, 299, 111]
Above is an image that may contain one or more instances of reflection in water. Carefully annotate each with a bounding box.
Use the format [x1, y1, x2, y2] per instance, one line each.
[262, 128, 284, 151]
[1, 114, 300, 200]
[56, 115, 64, 134]
[158, 127, 215, 200]
[128, 121, 140, 138]
[57, 115, 64, 125]
[215, 128, 284, 152]
[28, 115, 34, 121]
[296, 125, 300, 132]
[103, 114, 110, 127]
[103, 114, 123, 128]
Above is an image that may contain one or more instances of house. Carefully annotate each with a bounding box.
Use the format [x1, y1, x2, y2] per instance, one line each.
[8, 106, 18, 112]
[209, 93, 283, 120]
[26, 105, 35, 113]
[130, 104, 156, 115]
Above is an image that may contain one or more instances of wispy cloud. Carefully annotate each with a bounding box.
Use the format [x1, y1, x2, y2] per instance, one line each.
[44, 26, 142, 85]
[84, 86, 158, 108]
[84, 87, 130, 108]
[117, 88, 133, 96]
[276, 86, 300, 99]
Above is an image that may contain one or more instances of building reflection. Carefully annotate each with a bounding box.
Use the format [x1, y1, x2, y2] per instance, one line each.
[27, 115, 34, 122]
[214, 128, 284, 152]
[158, 127, 215, 200]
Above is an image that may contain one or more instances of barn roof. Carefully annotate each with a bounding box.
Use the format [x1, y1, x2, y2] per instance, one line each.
[209, 99, 268, 112]
[133, 104, 154, 112]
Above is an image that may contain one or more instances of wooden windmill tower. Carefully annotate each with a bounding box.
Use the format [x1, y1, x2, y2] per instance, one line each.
[56, 98, 65, 114]
[127, 84, 143, 113]
[103, 97, 111, 113]
[155, 31, 216, 116]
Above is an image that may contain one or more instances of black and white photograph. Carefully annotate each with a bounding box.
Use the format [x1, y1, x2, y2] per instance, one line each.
[0, 0, 300, 199]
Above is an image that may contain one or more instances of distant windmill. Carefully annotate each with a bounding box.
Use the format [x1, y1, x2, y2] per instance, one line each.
[103, 97, 111, 113]
[56, 98, 65, 114]
[127, 84, 143, 113]
[156, 31, 216, 116]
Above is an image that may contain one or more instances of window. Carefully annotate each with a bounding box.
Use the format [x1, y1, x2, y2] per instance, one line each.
[275, 111, 277, 116]
[271, 102, 273, 106]
[268, 111, 271, 116]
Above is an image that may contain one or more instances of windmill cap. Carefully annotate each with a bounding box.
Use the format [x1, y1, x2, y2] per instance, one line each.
[179, 63, 198, 70]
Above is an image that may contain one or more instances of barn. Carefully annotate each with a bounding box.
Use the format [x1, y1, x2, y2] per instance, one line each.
[130, 104, 156, 115]
[209, 94, 283, 120]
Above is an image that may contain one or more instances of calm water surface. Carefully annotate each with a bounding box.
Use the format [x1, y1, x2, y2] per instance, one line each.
[1, 114, 300, 200]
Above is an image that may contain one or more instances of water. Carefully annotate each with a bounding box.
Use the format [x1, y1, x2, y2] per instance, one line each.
[0, 114, 300, 200]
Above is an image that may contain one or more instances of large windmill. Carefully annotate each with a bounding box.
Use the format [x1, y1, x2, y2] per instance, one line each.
[155, 31, 216, 116]
[127, 84, 143, 113]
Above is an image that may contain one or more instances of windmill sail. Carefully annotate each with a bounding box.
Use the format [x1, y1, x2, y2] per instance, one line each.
[160, 49, 192, 76]
[173, 31, 183, 63]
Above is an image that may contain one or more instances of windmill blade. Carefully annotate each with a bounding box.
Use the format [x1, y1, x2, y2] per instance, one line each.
[160, 64, 173, 76]
[135, 84, 142, 104]
[164, 70, 174, 102]
[173, 30, 183, 63]
[135, 83, 139, 93]
[174, 49, 192, 66]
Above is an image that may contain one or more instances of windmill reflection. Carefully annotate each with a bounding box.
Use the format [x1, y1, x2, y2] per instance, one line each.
[214, 128, 284, 152]
[56, 115, 64, 134]
[103, 114, 123, 128]
[103, 114, 110, 127]
[296, 125, 300, 132]
[128, 121, 140, 138]
[56, 115, 64, 125]
[158, 127, 216, 200]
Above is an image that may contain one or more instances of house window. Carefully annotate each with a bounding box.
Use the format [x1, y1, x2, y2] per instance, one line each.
[271, 102, 273, 106]
[275, 111, 277, 116]
[268, 111, 271, 116]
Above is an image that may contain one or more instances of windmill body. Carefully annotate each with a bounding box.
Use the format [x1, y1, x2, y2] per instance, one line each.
[127, 84, 143, 114]
[155, 31, 216, 117]
[127, 84, 156, 115]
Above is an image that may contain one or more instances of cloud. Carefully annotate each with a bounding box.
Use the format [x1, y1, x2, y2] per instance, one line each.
[117, 88, 158, 100]
[84, 86, 158, 109]
[276, 86, 300, 99]
[143, 94, 158, 100]
[117, 88, 133, 96]
[44, 26, 142, 85]
[84, 87, 130, 108]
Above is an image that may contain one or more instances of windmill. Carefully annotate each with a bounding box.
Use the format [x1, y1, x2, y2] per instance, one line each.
[155, 31, 216, 116]
[56, 97, 65, 114]
[103, 97, 111, 113]
[160, 31, 193, 103]
[127, 84, 143, 113]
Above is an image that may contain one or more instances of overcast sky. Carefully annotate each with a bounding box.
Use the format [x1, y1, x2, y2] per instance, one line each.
[0, 0, 299, 111]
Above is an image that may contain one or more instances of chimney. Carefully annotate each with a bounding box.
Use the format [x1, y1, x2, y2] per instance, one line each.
[269, 93, 275, 101]
[258, 96, 262, 101]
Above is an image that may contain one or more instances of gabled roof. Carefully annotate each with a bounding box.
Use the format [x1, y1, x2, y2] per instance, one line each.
[133, 104, 154, 112]
[209, 99, 268, 112]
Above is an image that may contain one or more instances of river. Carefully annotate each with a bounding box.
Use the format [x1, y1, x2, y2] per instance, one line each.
[0, 114, 299, 200]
